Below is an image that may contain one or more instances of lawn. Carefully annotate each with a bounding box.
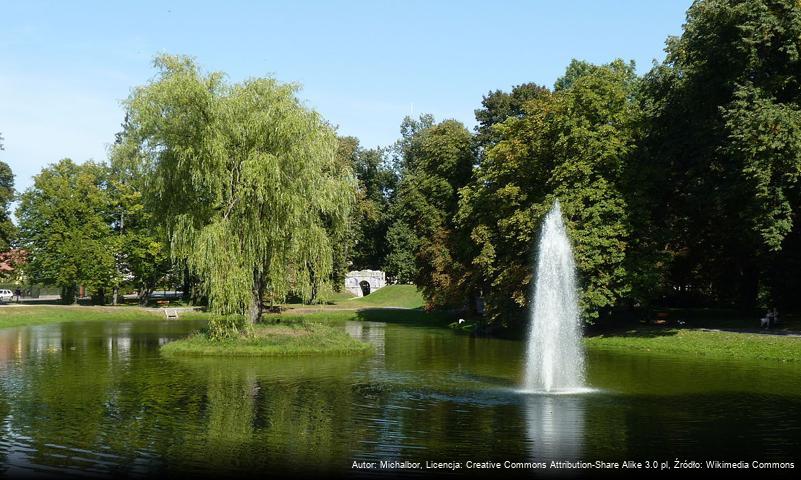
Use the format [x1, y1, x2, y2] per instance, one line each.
[585, 326, 801, 362]
[0, 305, 208, 329]
[337, 284, 424, 309]
[641, 308, 801, 332]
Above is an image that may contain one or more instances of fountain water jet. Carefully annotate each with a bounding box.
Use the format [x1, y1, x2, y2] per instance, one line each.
[523, 200, 585, 393]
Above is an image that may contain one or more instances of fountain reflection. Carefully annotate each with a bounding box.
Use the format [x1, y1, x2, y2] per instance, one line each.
[522, 392, 585, 461]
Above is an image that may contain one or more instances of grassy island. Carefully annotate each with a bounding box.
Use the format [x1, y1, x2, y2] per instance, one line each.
[160, 318, 374, 357]
[158, 285, 422, 357]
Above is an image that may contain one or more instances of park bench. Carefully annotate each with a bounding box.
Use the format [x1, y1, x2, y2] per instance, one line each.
[652, 311, 669, 325]
[164, 308, 179, 319]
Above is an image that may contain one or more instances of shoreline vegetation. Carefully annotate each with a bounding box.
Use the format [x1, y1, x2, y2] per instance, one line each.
[2, 285, 800, 361]
[160, 320, 374, 357]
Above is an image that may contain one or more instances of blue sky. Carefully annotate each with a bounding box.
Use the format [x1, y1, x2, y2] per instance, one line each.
[1, 0, 691, 194]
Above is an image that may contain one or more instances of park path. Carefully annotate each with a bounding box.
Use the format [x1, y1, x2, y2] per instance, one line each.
[696, 327, 801, 338]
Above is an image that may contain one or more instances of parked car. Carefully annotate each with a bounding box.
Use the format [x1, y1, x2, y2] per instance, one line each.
[0, 289, 14, 303]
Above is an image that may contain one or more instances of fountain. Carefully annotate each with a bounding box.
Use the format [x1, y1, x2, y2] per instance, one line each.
[523, 200, 585, 393]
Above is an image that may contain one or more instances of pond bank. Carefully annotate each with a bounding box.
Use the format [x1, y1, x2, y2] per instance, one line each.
[4, 303, 800, 362]
[0, 305, 207, 329]
[585, 325, 801, 362]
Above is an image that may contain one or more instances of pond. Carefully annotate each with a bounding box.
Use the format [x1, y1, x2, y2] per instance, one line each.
[0, 318, 799, 477]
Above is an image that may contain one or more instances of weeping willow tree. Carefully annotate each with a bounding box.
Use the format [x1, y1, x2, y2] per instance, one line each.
[119, 55, 354, 330]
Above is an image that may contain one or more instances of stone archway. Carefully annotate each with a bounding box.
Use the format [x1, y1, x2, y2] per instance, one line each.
[345, 270, 386, 297]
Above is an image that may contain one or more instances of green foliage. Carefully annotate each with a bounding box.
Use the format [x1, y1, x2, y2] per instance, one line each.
[16, 159, 117, 303]
[394, 118, 477, 309]
[459, 60, 642, 324]
[474, 83, 547, 148]
[642, 0, 801, 309]
[553, 59, 637, 92]
[108, 141, 174, 304]
[0, 132, 15, 251]
[330, 136, 360, 288]
[337, 137, 398, 272]
[382, 220, 418, 283]
[205, 313, 252, 340]
[722, 86, 801, 252]
[120, 55, 355, 329]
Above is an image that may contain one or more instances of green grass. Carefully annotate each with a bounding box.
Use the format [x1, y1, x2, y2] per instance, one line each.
[0, 305, 208, 329]
[160, 319, 374, 357]
[585, 326, 801, 362]
[341, 284, 424, 309]
[325, 290, 358, 303]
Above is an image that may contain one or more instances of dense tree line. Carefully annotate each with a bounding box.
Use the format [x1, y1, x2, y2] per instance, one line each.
[384, 0, 801, 325]
[7, 0, 801, 330]
[15, 159, 172, 305]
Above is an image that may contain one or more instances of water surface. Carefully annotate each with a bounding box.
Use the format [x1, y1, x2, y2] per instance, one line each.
[0, 317, 799, 477]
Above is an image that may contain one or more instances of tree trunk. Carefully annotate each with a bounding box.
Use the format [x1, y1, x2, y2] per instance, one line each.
[249, 291, 262, 324]
[62, 284, 78, 305]
[249, 272, 265, 324]
[308, 268, 319, 305]
[182, 265, 191, 303]
[139, 287, 153, 307]
[94, 288, 106, 305]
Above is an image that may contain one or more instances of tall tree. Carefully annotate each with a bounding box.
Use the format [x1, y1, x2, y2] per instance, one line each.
[394, 118, 477, 308]
[382, 220, 418, 284]
[119, 55, 354, 330]
[0, 132, 15, 251]
[642, 0, 801, 309]
[474, 83, 548, 150]
[459, 60, 642, 325]
[108, 135, 173, 306]
[16, 159, 116, 303]
[341, 139, 397, 271]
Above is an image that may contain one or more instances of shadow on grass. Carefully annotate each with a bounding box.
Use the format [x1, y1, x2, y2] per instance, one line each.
[641, 308, 801, 332]
[354, 308, 456, 328]
[586, 325, 680, 339]
[16, 299, 63, 306]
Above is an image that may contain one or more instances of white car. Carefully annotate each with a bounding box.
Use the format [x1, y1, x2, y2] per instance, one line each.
[0, 289, 14, 303]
